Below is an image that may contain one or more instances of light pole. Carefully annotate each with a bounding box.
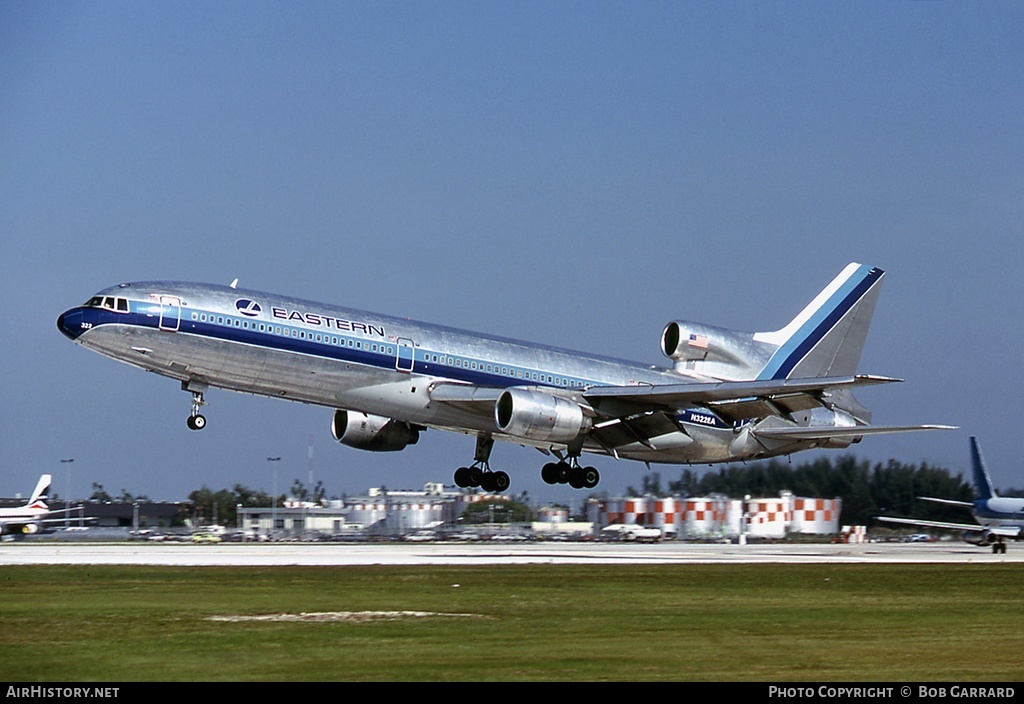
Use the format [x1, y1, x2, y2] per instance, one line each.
[60, 458, 74, 529]
[267, 457, 281, 538]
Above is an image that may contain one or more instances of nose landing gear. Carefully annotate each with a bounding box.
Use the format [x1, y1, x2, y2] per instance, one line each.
[183, 380, 208, 431]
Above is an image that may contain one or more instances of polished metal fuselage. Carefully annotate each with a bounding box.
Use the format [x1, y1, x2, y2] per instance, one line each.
[58, 281, 802, 464]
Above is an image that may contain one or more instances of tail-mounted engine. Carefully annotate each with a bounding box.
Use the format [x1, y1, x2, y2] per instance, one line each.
[660, 321, 772, 378]
[332, 410, 420, 452]
[495, 388, 591, 443]
[662, 321, 753, 365]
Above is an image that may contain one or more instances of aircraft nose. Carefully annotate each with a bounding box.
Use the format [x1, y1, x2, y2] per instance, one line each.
[57, 309, 85, 340]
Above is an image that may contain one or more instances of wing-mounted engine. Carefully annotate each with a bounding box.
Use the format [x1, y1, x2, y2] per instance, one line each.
[0, 522, 39, 536]
[332, 410, 420, 452]
[963, 531, 996, 547]
[661, 321, 774, 379]
[495, 388, 591, 443]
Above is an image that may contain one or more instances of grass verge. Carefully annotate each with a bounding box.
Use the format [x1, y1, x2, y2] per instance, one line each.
[1, 563, 1022, 681]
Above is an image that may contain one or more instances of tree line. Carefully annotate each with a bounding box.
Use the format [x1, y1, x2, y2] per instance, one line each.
[187, 479, 325, 526]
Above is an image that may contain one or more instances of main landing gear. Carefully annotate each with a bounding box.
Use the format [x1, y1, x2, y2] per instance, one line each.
[453, 435, 511, 493]
[542, 459, 600, 489]
[183, 381, 207, 431]
[452, 435, 602, 493]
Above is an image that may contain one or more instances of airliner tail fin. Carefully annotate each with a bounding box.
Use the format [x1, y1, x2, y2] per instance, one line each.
[754, 263, 885, 381]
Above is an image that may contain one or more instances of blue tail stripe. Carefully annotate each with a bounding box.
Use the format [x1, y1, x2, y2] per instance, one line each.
[758, 265, 882, 381]
[970, 436, 995, 500]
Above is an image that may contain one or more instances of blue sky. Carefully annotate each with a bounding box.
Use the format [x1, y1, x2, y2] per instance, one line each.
[2, 2, 1022, 507]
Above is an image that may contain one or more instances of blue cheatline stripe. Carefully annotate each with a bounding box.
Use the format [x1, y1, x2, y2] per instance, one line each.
[757, 265, 882, 381]
[76, 303, 595, 392]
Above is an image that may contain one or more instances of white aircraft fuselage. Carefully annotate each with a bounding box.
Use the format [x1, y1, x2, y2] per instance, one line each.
[879, 437, 1024, 553]
[0, 475, 54, 535]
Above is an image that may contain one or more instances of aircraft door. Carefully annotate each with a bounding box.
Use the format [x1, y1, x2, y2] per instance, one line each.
[396, 337, 415, 373]
[159, 296, 181, 332]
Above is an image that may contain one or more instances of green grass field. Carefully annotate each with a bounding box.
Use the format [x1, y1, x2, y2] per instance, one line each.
[1, 563, 1022, 681]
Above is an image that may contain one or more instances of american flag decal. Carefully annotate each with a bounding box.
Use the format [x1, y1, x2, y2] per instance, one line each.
[688, 334, 709, 349]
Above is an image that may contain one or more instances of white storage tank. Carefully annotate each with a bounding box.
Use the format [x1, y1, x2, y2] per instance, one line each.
[538, 506, 569, 524]
[681, 497, 728, 536]
[743, 494, 791, 538]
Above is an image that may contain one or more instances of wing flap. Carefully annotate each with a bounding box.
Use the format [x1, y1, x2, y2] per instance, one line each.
[591, 412, 685, 450]
[583, 374, 901, 419]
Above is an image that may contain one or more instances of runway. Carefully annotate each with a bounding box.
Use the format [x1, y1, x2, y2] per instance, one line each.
[0, 540, 1019, 566]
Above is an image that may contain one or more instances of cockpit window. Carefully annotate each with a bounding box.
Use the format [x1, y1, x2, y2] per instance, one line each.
[86, 296, 130, 313]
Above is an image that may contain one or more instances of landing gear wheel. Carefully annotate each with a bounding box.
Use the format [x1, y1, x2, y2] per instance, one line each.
[569, 465, 587, 489]
[480, 472, 497, 492]
[453, 434, 512, 494]
[542, 459, 599, 489]
[184, 383, 208, 431]
[492, 471, 510, 492]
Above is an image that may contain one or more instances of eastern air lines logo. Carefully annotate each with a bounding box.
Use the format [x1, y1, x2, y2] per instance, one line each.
[235, 299, 262, 317]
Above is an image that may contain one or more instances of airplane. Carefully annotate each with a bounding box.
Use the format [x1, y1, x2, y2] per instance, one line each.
[878, 437, 1023, 554]
[57, 262, 951, 493]
[0, 474, 83, 536]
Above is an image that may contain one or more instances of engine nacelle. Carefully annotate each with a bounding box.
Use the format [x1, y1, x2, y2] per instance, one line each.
[331, 410, 420, 452]
[964, 530, 996, 547]
[495, 388, 590, 443]
[21, 523, 39, 535]
[661, 321, 751, 365]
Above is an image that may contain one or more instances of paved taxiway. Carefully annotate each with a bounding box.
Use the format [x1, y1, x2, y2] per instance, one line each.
[0, 541, 1019, 566]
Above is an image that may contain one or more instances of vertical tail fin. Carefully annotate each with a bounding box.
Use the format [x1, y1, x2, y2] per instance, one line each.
[753, 263, 885, 381]
[969, 436, 997, 500]
[26, 474, 51, 508]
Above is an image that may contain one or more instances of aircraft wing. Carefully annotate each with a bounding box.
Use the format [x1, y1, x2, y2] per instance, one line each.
[429, 376, 952, 450]
[876, 516, 1021, 538]
[428, 375, 893, 418]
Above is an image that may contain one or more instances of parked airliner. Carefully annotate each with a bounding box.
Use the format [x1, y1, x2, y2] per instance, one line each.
[879, 437, 1022, 553]
[57, 263, 950, 492]
[0, 474, 73, 535]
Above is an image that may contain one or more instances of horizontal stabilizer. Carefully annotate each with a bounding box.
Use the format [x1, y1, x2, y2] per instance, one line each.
[755, 424, 956, 441]
[918, 496, 974, 509]
[877, 516, 1020, 538]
